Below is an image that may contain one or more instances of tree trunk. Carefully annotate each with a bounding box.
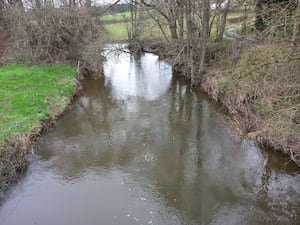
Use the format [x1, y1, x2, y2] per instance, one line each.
[292, 0, 300, 45]
[241, 2, 249, 35]
[35, 0, 41, 8]
[255, 0, 266, 32]
[0, 0, 5, 21]
[149, 13, 170, 41]
[69, 0, 76, 7]
[129, 0, 143, 46]
[199, 0, 210, 76]
[129, 0, 134, 41]
[85, 0, 91, 8]
[185, 0, 193, 79]
[215, 0, 230, 42]
[169, 21, 178, 40]
[8, 0, 23, 9]
[177, 0, 184, 40]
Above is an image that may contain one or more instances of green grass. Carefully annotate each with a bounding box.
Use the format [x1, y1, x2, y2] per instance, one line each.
[101, 12, 132, 21]
[0, 64, 76, 144]
[105, 22, 130, 40]
[105, 18, 170, 41]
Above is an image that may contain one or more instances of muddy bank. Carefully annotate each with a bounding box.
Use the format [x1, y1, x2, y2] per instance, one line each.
[142, 40, 300, 167]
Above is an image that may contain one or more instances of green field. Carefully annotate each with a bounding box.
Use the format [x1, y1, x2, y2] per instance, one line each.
[105, 17, 170, 41]
[101, 12, 132, 21]
[0, 64, 76, 143]
[105, 22, 130, 40]
[103, 9, 253, 41]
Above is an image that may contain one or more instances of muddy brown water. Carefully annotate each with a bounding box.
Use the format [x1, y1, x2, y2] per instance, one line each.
[0, 47, 299, 225]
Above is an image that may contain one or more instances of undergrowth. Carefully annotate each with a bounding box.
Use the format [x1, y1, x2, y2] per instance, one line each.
[206, 44, 300, 166]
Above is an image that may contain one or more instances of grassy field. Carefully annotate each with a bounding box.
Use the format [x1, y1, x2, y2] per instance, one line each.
[101, 11, 132, 21]
[103, 9, 254, 41]
[0, 64, 76, 144]
[102, 10, 170, 41]
[104, 17, 171, 41]
[105, 22, 130, 40]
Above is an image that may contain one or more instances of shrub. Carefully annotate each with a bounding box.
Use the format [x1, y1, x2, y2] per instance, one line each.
[2, 6, 107, 74]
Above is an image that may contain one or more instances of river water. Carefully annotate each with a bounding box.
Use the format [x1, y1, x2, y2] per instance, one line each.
[0, 47, 299, 225]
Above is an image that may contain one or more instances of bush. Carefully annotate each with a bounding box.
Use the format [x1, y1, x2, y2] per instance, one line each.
[218, 45, 300, 165]
[2, 6, 107, 74]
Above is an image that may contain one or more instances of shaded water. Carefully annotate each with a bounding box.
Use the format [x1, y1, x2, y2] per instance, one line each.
[0, 47, 300, 225]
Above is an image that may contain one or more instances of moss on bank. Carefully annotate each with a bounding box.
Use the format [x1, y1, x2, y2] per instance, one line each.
[202, 44, 300, 166]
[0, 64, 77, 193]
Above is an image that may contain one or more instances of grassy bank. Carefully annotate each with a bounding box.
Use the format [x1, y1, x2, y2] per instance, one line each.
[202, 44, 300, 166]
[0, 64, 77, 192]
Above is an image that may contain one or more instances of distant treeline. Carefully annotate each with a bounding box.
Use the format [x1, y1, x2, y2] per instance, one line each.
[108, 3, 130, 14]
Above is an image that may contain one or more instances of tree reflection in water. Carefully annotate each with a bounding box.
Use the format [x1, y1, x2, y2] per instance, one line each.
[0, 49, 299, 225]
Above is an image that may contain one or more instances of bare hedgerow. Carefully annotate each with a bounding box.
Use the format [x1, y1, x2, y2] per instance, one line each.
[217, 44, 300, 166]
[2, 6, 107, 74]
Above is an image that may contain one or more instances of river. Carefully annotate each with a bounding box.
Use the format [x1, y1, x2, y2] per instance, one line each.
[0, 46, 299, 225]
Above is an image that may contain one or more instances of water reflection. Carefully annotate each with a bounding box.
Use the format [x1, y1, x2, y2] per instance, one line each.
[0, 50, 299, 225]
[104, 47, 172, 100]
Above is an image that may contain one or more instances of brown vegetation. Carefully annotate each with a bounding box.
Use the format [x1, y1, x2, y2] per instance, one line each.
[1, 6, 106, 74]
[202, 43, 300, 166]
[0, 26, 9, 42]
[0, 25, 9, 58]
[0, 135, 32, 193]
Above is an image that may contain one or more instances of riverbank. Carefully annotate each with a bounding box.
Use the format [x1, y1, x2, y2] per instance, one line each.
[0, 64, 77, 193]
[145, 40, 300, 167]
[202, 44, 300, 167]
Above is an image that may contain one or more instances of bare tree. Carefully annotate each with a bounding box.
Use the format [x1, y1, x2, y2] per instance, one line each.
[237, 0, 255, 36]
[128, 0, 139, 42]
[0, 0, 6, 22]
[292, 0, 300, 45]
[215, 0, 231, 42]
[85, 0, 91, 8]
[199, 0, 210, 75]
[7, 0, 24, 9]
[141, 0, 179, 40]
